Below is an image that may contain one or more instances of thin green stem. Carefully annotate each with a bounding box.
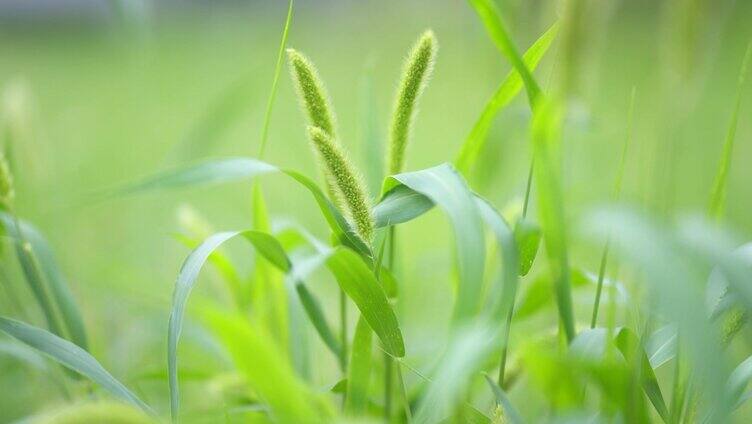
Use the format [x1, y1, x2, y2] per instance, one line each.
[339, 288, 348, 373]
[496, 305, 514, 387]
[257, 0, 294, 159]
[521, 157, 535, 218]
[589, 239, 611, 328]
[396, 364, 412, 422]
[384, 225, 396, 421]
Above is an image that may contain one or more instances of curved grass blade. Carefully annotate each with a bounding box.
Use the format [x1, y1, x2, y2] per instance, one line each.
[203, 307, 331, 423]
[168, 230, 290, 421]
[455, 23, 558, 175]
[531, 99, 575, 341]
[325, 247, 404, 357]
[345, 315, 373, 415]
[467, 0, 542, 106]
[728, 356, 752, 409]
[295, 283, 342, 360]
[615, 327, 669, 422]
[373, 184, 433, 228]
[111, 157, 371, 258]
[382, 164, 485, 323]
[0, 316, 152, 413]
[646, 325, 677, 369]
[483, 373, 524, 424]
[708, 40, 752, 221]
[0, 212, 88, 350]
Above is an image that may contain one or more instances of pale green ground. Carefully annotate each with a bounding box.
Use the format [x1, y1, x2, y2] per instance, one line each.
[1, 0, 752, 421]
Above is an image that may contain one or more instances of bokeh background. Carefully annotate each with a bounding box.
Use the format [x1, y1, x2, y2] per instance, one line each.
[1, 0, 752, 421]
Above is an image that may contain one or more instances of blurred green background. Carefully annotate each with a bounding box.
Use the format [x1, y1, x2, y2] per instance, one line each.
[1, 0, 752, 421]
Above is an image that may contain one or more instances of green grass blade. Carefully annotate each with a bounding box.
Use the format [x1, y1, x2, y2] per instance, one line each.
[383, 164, 485, 323]
[0, 214, 85, 346]
[645, 325, 677, 369]
[203, 308, 330, 423]
[455, 23, 558, 175]
[483, 373, 524, 424]
[258, 0, 294, 158]
[325, 247, 404, 357]
[514, 218, 541, 277]
[168, 230, 291, 421]
[615, 327, 669, 422]
[466, 0, 543, 106]
[295, 283, 342, 361]
[0, 316, 152, 413]
[345, 315, 373, 415]
[728, 356, 752, 408]
[373, 184, 433, 228]
[707, 41, 752, 221]
[111, 157, 372, 258]
[531, 99, 575, 341]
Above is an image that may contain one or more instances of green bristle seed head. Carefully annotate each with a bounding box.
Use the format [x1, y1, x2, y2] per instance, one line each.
[287, 49, 338, 138]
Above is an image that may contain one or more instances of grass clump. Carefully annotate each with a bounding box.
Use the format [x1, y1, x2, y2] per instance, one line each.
[387, 30, 437, 175]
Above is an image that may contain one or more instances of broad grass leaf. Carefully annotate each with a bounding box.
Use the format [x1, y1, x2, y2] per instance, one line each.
[382, 163, 485, 323]
[203, 308, 331, 423]
[345, 315, 373, 415]
[455, 23, 559, 175]
[373, 184, 433, 228]
[483, 373, 524, 424]
[325, 247, 404, 357]
[514, 218, 541, 277]
[0, 317, 152, 413]
[168, 230, 290, 420]
[0, 213, 88, 350]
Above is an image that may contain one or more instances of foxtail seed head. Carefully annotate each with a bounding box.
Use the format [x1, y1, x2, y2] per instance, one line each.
[0, 152, 14, 207]
[387, 30, 437, 175]
[308, 126, 373, 242]
[287, 49, 338, 138]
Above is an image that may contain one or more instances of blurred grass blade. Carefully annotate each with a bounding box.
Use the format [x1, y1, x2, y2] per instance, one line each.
[172, 75, 254, 161]
[168, 230, 291, 420]
[1, 213, 87, 350]
[112, 157, 371, 258]
[21, 401, 156, 424]
[728, 356, 752, 408]
[325, 247, 404, 357]
[455, 23, 558, 175]
[531, 99, 575, 341]
[295, 283, 342, 360]
[203, 308, 331, 423]
[646, 325, 677, 369]
[383, 163, 485, 323]
[467, 0, 542, 106]
[615, 327, 669, 421]
[708, 41, 752, 221]
[0, 316, 151, 413]
[345, 315, 373, 415]
[483, 373, 524, 424]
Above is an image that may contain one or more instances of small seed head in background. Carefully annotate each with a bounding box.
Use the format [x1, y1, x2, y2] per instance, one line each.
[387, 30, 438, 175]
[308, 126, 373, 242]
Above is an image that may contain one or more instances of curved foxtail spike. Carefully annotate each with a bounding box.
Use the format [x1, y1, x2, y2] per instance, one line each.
[387, 30, 438, 175]
[308, 126, 373, 242]
[287, 49, 338, 138]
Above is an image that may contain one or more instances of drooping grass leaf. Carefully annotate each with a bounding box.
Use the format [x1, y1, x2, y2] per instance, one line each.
[373, 184, 433, 228]
[112, 157, 371, 258]
[295, 283, 342, 360]
[0, 317, 152, 413]
[646, 325, 677, 369]
[455, 23, 558, 175]
[531, 99, 575, 341]
[382, 164, 485, 323]
[325, 247, 404, 357]
[0, 212, 88, 350]
[728, 356, 752, 409]
[483, 373, 524, 424]
[707, 41, 752, 221]
[466, 0, 543, 106]
[203, 307, 331, 423]
[345, 315, 373, 415]
[168, 230, 290, 420]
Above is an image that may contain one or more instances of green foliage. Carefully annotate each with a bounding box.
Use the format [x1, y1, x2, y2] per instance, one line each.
[387, 30, 437, 175]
